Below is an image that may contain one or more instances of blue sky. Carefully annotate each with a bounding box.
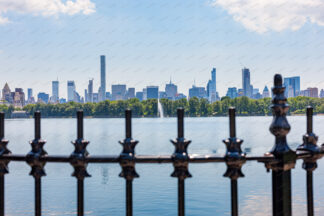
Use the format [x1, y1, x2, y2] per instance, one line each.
[0, 0, 324, 98]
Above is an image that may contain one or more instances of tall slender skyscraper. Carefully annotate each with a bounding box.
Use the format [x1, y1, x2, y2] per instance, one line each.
[242, 68, 251, 97]
[99, 55, 106, 101]
[27, 88, 33, 100]
[52, 80, 59, 102]
[67, 81, 76, 102]
[207, 68, 217, 102]
[87, 79, 93, 102]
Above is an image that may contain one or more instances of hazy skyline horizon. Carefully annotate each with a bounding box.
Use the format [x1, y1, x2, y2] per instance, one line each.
[1, 0, 324, 98]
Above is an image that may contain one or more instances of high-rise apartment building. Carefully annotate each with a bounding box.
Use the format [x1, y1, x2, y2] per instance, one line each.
[67, 81, 76, 102]
[99, 55, 106, 101]
[283, 76, 300, 97]
[165, 81, 177, 100]
[52, 80, 59, 102]
[320, 89, 324, 98]
[146, 86, 159, 99]
[87, 79, 93, 103]
[226, 87, 238, 99]
[127, 88, 135, 99]
[307, 88, 318, 98]
[262, 86, 270, 98]
[38, 92, 49, 103]
[189, 86, 207, 99]
[206, 68, 217, 102]
[242, 68, 251, 98]
[112, 84, 127, 100]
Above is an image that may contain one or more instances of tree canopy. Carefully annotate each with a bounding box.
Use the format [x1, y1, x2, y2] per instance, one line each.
[0, 96, 323, 118]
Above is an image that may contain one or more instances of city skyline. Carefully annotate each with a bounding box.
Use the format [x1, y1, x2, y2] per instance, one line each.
[0, 0, 324, 98]
[2, 56, 324, 107]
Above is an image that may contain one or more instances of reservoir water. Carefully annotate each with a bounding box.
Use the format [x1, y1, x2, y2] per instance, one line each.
[3, 116, 324, 215]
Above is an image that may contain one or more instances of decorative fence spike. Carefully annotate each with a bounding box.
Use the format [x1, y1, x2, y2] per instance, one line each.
[297, 106, 323, 216]
[119, 109, 139, 180]
[119, 109, 139, 216]
[0, 113, 10, 175]
[70, 110, 90, 180]
[27, 111, 47, 178]
[223, 107, 246, 180]
[171, 108, 191, 180]
[266, 74, 296, 216]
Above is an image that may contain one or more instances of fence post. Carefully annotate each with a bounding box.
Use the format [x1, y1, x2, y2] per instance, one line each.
[171, 108, 191, 216]
[119, 109, 139, 216]
[26, 111, 47, 216]
[70, 110, 90, 216]
[266, 74, 296, 216]
[0, 113, 10, 216]
[223, 107, 245, 216]
[297, 106, 323, 216]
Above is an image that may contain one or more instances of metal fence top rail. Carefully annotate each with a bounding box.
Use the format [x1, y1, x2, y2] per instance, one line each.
[0, 74, 323, 216]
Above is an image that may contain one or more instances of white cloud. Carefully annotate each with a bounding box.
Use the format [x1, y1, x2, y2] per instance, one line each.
[212, 0, 324, 33]
[0, 0, 95, 24]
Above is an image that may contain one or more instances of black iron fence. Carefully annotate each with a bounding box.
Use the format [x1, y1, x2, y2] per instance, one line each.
[0, 74, 323, 216]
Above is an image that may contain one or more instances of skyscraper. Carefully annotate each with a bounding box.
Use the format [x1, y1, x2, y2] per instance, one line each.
[284, 76, 300, 97]
[67, 81, 76, 102]
[99, 55, 106, 101]
[262, 86, 270, 98]
[112, 84, 127, 100]
[52, 80, 59, 102]
[165, 80, 177, 100]
[146, 86, 159, 99]
[189, 85, 207, 99]
[207, 68, 217, 102]
[226, 87, 238, 99]
[27, 88, 33, 100]
[87, 79, 93, 102]
[242, 68, 251, 98]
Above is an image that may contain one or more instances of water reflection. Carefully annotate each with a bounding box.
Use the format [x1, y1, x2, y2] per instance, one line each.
[3, 116, 324, 215]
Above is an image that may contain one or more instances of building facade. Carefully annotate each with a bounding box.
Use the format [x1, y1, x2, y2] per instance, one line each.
[99, 55, 106, 101]
[112, 84, 127, 100]
[67, 81, 76, 102]
[242, 68, 251, 98]
[189, 86, 206, 99]
[146, 86, 159, 99]
[226, 87, 238, 99]
[52, 80, 59, 103]
[165, 81, 177, 100]
[284, 76, 300, 97]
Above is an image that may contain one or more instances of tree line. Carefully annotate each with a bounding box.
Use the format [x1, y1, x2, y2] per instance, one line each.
[1, 96, 324, 118]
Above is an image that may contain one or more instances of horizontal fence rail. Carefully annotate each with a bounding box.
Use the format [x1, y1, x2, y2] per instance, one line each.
[0, 74, 324, 216]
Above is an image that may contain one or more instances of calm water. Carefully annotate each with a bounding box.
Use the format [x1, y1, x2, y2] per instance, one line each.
[3, 116, 324, 216]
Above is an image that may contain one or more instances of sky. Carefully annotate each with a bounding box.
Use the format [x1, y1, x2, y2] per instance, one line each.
[0, 0, 324, 98]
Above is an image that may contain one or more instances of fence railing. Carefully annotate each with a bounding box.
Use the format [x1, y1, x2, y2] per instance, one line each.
[0, 73, 323, 216]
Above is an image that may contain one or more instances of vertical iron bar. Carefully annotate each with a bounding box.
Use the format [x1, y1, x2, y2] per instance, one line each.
[35, 178, 41, 216]
[126, 180, 132, 216]
[272, 170, 292, 216]
[306, 107, 314, 216]
[306, 171, 313, 216]
[0, 113, 4, 216]
[0, 175, 4, 216]
[229, 108, 236, 138]
[35, 112, 41, 216]
[177, 109, 184, 138]
[231, 179, 238, 216]
[0, 113, 4, 139]
[178, 178, 185, 216]
[77, 179, 84, 216]
[306, 107, 312, 134]
[126, 109, 132, 139]
[34, 112, 41, 140]
[77, 111, 84, 216]
[77, 111, 83, 140]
